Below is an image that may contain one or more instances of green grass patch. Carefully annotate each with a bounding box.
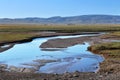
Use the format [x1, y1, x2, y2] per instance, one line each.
[89, 42, 120, 58]
[100, 50, 120, 56]
[0, 32, 36, 42]
[101, 31, 120, 39]
[90, 42, 120, 50]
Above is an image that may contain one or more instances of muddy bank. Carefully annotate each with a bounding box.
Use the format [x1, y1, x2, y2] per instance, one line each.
[40, 32, 120, 49]
[88, 42, 120, 75]
[0, 59, 58, 73]
[88, 48, 120, 80]
[40, 36, 91, 48]
[0, 70, 120, 80]
[40, 35, 105, 48]
[0, 44, 14, 53]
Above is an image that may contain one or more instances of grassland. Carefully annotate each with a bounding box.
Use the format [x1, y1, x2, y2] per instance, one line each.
[0, 32, 36, 42]
[0, 24, 120, 32]
[0, 24, 120, 43]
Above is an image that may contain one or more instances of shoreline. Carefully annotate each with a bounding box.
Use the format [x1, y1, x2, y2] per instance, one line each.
[0, 32, 100, 46]
[0, 32, 103, 73]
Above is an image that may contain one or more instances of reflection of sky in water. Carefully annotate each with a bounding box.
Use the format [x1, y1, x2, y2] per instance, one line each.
[0, 34, 104, 73]
[39, 57, 102, 74]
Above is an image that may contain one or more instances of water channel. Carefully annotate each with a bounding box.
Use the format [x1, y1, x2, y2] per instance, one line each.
[0, 34, 104, 74]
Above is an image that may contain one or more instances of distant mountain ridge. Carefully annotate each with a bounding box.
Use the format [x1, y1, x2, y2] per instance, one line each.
[1, 15, 120, 24]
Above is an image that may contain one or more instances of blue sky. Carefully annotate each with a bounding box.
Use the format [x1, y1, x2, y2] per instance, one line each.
[0, 0, 120, 18]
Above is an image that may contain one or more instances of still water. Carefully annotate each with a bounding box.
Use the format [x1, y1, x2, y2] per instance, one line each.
[0, 34, 104, 73]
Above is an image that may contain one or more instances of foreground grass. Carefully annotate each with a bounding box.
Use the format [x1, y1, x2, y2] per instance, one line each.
[89, 42, 120, 58]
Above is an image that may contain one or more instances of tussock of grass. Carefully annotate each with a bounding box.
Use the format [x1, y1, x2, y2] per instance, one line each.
[100, 50, 120, 56]
[110, 32, 120, 36]
[101, 31, 120, 39]
[89, 42, 120, 58]
[90, 42, 120, 50]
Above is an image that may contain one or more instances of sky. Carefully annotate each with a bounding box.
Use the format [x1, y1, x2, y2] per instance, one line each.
[0, 0, 120, 18]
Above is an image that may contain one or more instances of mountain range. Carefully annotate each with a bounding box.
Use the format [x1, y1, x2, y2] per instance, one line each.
[1, 15, 120, 24]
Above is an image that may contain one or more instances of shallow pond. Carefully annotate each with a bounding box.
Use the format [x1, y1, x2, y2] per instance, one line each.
[0, 34, 104, 74]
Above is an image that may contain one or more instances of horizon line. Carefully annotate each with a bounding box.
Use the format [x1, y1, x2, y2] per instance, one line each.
[0, 14, 120, 19]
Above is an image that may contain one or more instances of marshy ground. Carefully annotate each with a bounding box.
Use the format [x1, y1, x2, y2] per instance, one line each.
[0, 24, 120, 80]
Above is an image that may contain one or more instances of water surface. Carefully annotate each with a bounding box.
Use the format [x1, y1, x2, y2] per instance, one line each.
[0, 34, 104, 73]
